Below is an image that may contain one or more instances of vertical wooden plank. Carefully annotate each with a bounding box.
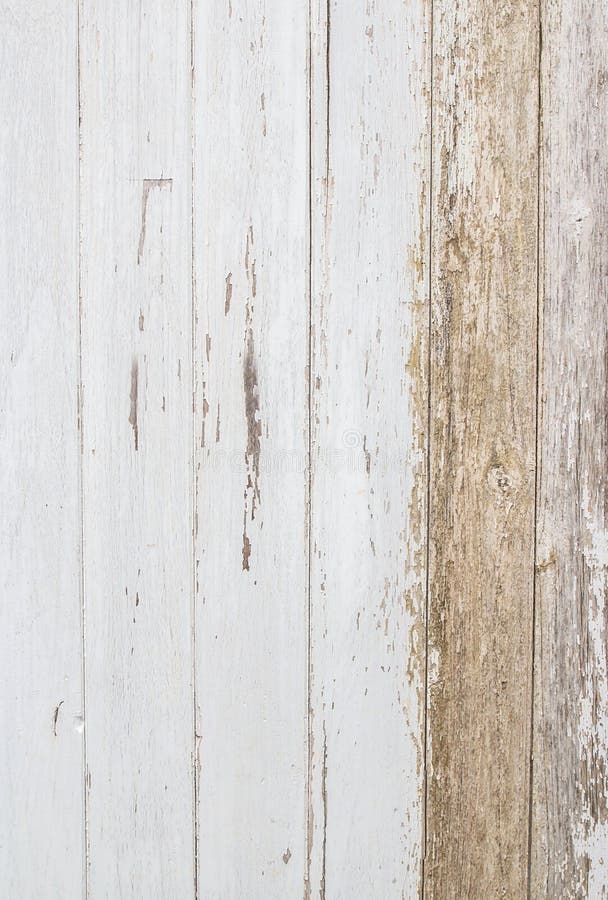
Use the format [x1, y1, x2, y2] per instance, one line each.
[79, 3, 194, 896]
[426, 0, 539, 895]
[309, 1, 430, 895]
[531, 2, 608, 895]
[0, 5, 82, 897]
[192, 2, 309, 896]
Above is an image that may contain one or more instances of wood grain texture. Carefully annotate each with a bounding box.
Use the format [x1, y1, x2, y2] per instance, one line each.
[425, 0, 539, 895]
[4, 4, 608, 897]
[531, 1, 608, 895]
[308, 1, 430, 896]
[0, 5, 83, 897]
[79, 3, 194, 897]
[192, 2, 309, 896]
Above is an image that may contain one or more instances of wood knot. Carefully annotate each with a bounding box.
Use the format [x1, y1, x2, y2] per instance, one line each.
[485, 461, 520, 505]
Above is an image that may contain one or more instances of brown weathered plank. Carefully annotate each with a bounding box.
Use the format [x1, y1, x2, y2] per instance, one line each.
[425, 0, 540, 895]
[531, 1, 608, 895]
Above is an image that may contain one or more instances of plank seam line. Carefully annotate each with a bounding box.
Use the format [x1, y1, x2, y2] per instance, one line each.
[305, 0, 313, 894]
[325, 0, 330, 194]
[421, 0, 434, 895]
[526, 2, 543, 896]
[319, 7, 330, 900]
[190, 2, 199, 897]
[76, 2, 89, 897]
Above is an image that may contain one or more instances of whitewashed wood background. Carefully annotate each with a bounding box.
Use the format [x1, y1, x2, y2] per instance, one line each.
[1, 2, 607, 898]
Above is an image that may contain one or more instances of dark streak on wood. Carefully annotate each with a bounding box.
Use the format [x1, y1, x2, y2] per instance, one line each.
[129, 357, 139, 451]
[363, 434, 370, 475]
[52, 700, 64, 737]
[225, 273, 232, 315]
[240, 228, 262, 573]
[245, 225, 254, 276]
[320, 722, 328, 900]
[243, 325, 261, 501]
[201, 394, 209, 448]
[242, 528, 251, 572]
[325, 0, 331, 195]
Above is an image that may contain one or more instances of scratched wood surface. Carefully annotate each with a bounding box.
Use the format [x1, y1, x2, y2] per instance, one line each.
[1, 2, 607, 899]
[79, 3, 194, 897]
[531, 1, 608, 896]
[308, 0, 430, 896]
[192, 2, 309, 897]
[425, 1, 540, 896]
[0, 4, 83, 897]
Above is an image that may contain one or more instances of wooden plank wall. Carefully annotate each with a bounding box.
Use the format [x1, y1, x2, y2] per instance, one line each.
[1, 2, 606, 898]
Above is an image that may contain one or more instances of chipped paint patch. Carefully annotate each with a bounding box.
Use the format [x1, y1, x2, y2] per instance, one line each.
[576, 486, 608, 889]
[137, 178, 172, 265]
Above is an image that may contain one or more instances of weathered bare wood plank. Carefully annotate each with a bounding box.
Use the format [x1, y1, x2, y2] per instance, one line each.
[79, 4, 195, 896]
[192, 2, 309, 896]
[308, 1, 431, 895]
[0, 5, 83, 897]
[531, 1, 608, 895]
[426, 1, 539, 895]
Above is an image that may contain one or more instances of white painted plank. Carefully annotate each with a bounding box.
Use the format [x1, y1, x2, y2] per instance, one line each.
[192, 1, 309, 896]
[0, 4, 83, 898]
[308, 1, 430, 896]
[79, 3, 194, 897]
[531, 0, 608, 894]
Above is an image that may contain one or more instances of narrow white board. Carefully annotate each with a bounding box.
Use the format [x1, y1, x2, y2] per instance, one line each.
[79, 4, 195, 896]
[532, 0, 608, 894]
[0, 4, 83, 898]
[309, 1, 430, 895]
[193, 1, 309, 896]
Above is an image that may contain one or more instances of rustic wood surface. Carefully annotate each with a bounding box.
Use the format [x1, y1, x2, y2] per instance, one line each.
[1, 4, 83, 897]
[1, 2, 606, 898]
[79, 4, 194, 897]
[193, 2, 309, 897]
[531, 1, 608, 897]
[308, 0, 430, 896]
[425, 1, 540, 896]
